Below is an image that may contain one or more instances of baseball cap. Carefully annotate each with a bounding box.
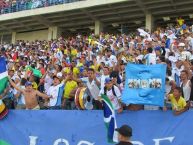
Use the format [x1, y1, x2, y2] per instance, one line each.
[105, 77, 111, 84]
[25, 81, 32, 86]
[115, 125, 132, 137]
[53, 73, 62, 80]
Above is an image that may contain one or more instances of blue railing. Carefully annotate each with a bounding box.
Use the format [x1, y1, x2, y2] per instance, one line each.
[0, 0, 83, 14]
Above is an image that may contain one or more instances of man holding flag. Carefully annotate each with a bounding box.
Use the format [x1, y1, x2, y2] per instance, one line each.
[101, 93, 133, 145]
[99, 77, 123, 113]
[99, 77, 124, 143]
[101, 94, 118, 143]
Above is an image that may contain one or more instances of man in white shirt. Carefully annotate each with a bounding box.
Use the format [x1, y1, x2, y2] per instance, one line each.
[47, 74, 64, 109]
[99, 77, 122, 113]
[107, 49, 118, 67]
[81, 68, 100, 99]
[178, 43, 192, 61]
[100, 66, 110, 90]
[81, 68, 101, 109]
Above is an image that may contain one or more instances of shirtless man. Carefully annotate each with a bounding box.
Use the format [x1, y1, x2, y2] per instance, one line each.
[8, 76, 51, 110]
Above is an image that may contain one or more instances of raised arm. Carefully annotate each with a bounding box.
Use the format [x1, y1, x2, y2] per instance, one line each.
[94, 74, 101, 88]
[8, 76, 24, 93]
[36, 90, 51, 99]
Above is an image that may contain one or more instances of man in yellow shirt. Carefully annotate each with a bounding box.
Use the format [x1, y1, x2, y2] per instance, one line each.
[71, 47, 78, 59]
[176, 17, 184, 26]
[168, 87, 188, 115]
[63, 72, 79, 109]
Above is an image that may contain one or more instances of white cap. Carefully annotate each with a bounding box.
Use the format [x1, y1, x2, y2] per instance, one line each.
[178, 43, 185, 47]
[57, 72, 62, 78]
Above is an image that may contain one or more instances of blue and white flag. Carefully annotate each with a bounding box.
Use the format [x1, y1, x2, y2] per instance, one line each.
[122, 63, 166, 107]
[102, 94, 118, 143]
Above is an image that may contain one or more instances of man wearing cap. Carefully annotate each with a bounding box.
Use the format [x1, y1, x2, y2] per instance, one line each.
[46, 74, 64, 109]
[115, 125, 133, 145]
[178, 42, 191, 61]
[99, 77, 123, 113]
[8, 76, 51, 110]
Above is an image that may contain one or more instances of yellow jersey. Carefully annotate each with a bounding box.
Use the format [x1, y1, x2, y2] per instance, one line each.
[169, 94, 186, 111]
[64, 80, 78, 99]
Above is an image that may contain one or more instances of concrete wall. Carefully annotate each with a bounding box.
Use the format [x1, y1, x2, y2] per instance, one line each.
[16, 29, 48, 41]
[0, 34, 12, 44]
[0, 0, 128, 21]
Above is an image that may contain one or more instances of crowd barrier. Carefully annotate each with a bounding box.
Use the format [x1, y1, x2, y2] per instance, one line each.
[0, 0, 84, 14]
[0, 110, 193, 145]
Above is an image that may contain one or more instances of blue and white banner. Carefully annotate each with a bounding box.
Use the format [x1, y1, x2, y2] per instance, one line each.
[122, 63, 167, 107]
[0, 110, 193, 145]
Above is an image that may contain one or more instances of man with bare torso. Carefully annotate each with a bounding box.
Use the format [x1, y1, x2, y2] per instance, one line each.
[8, 76, 51, 110]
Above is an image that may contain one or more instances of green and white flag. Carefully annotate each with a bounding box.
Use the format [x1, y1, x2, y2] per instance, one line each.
[0, 57, 8, 94]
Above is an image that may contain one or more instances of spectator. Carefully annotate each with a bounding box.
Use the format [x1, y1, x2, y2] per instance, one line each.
[99, 77, 123, 113]
[166, 87, 189, 115]
[115, 125, 133, 145]
[180, 70, 191, 102]
[62, 72, 79, 109]
[8, 76, 51, 110]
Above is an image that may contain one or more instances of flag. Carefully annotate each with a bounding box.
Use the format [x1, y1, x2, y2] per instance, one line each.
[101, 94, 118, 143]
[32, 69, 42, 78]
[122, 63, 166, 107]
[0, 57, 8, 94]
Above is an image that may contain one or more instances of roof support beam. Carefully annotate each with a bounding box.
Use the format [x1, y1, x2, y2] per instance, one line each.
[136, 0, 148, 14]
[81, 9, 97, 21]
[33, 15, 54, 27]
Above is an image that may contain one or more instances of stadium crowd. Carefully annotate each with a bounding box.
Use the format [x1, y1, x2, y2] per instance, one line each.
[0, 0, 82, 14]
[0, 18, 193, 115]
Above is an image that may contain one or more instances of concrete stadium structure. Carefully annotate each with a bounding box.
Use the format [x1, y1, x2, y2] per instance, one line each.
[0, 0, 193, 43]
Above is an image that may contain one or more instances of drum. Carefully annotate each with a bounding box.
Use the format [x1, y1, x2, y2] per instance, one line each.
[75, 88, 82, 110]
[0, 100, 8, 120]
[79, 87, 86, 110]
[74, 87, 93, 110]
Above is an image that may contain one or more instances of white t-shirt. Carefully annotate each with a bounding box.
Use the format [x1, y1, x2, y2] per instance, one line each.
[181, 51, 192, 61]
[144, 53, 156, 65]
[47, 83, 64, 107]
[81, 77, 100, 100]
[109, 55, 118, 66]
[99, 85, 121, 110]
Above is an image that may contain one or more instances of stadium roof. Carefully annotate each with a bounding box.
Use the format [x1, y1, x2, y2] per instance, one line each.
[0, 0, 193, 34]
